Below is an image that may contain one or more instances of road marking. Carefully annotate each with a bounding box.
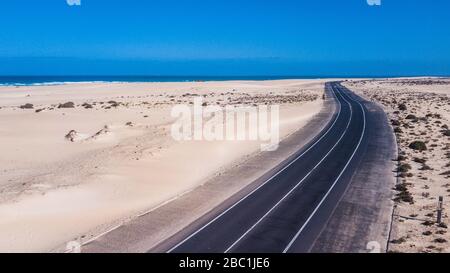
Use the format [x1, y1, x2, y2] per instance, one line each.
[224, 86, 353, 253]
[167, 84, 343, 253]
[282, 84, 367, 253]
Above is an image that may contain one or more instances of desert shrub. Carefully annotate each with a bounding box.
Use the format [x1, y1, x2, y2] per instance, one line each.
[394, 184, 414, 204]
[442, 129, 450, 136]
[58, 102, 75, 108]
[390, 237, 407, 244]
[82, 103, 93, 109]
[398, 103, 407, 111]
[391, 119, 401, 126]
[409, 141, 427, 151]
[20, 103, 34, 109]
[420, 164, 432, 171]
[434, 238, 447, 243]
[413, 157, 427, 164]
[395, 183, 407, 192]
[406, 114, 417, 120]
[397, 163, 412, 173]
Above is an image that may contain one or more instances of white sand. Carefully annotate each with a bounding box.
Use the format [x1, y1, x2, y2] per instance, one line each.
[0, 80, 326, 252]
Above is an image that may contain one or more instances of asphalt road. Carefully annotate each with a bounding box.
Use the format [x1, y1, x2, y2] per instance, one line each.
[156, 82, 385, 253]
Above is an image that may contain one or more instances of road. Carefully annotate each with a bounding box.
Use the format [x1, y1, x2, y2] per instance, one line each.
[156, 82, 389, 253]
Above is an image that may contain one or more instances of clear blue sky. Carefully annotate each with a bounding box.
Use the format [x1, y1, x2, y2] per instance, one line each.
[1, 0, 449, 76]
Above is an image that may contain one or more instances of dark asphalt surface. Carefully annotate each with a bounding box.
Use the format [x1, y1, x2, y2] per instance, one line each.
[156, 82, 384, 253]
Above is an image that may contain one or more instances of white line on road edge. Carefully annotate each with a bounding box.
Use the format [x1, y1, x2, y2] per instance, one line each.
[224, 86, 353, 253]
[167, 84, 342, 253]
[282, 84, 367, 253]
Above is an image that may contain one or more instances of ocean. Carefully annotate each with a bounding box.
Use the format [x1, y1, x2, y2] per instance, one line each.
[0, 76, 331, 86]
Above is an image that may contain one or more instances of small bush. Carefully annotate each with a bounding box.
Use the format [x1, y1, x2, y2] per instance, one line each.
[20, 103, 34, 109]
[434, 238, 447, 243]
[409, 141, 427, 151]
[395, 183, 407, 192]
[58, 102, 75, 108]
[397, 163, 412, 173]
[82, 103, 93, 109]
[391, 119, 401, 126]
[398, 103, 407, 111]
[390, 237, 407, 244]
[406, 114, 417, 120]
[394, 183, 414, 204]
[420, 164, 432, 171]
[442, 129, 450, 137]
[413, 157, 427, 164]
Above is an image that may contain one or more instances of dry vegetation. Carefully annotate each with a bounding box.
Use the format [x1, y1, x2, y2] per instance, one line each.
[344, 78, 450, 253]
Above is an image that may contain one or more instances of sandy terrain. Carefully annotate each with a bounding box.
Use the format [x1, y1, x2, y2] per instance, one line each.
[343, 78, 450, 253]
[0, 79, 326, 252]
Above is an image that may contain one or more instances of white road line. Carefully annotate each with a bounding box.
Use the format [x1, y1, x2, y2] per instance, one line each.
[224, 86, 353, 253]
[166, 84, 343, 253]
[282, 84, 367, 253]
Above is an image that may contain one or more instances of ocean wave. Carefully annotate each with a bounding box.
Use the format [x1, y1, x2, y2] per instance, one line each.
[0, 81, 121, 87]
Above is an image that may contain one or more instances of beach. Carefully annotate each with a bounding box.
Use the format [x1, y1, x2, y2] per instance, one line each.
[0, 79, 326, 252]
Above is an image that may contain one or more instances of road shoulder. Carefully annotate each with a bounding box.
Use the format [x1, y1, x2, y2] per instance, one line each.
[310, 85, 396, 253]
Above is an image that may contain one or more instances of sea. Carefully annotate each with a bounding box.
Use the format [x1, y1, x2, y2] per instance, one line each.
[0, 75, 352, 86]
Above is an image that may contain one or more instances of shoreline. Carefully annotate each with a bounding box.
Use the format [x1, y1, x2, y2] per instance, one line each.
[1, 76, 448, 87]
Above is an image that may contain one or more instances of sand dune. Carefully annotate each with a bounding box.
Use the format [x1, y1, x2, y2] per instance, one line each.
[0, 80, 326, 252]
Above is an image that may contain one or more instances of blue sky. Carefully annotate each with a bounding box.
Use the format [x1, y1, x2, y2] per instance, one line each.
[0, 0, 449, 76]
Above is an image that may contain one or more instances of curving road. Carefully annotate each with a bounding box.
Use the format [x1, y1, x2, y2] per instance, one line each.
[153, 82, 394, 253]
